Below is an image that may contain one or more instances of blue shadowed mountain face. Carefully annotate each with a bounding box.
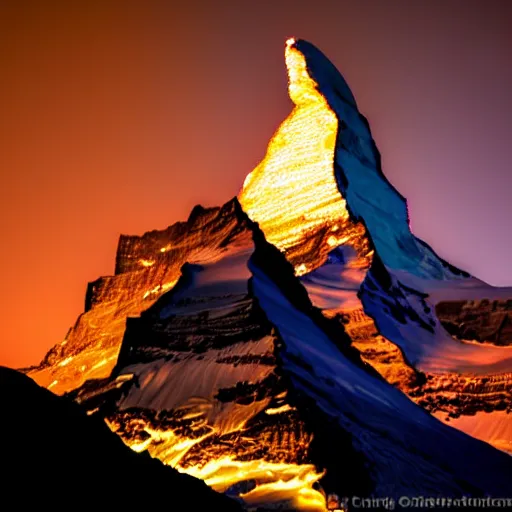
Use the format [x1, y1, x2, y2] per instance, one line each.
[66, 202, 512, 505]
[248, 217, 512, 498]
[293, 38, 512, 377]
[295, 38, 465, 281]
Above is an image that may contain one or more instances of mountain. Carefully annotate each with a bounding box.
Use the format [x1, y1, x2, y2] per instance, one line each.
[0, 366, 242, 510]
[21, 38, 512, 509]
[67, 202, 512, 507]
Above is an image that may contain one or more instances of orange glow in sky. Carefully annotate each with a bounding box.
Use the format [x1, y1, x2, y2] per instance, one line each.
[1, 2, 511, 368]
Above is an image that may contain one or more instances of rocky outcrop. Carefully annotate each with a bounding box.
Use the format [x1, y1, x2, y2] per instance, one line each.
[437, 299, 512, 345]
[28, 199, 250, 393]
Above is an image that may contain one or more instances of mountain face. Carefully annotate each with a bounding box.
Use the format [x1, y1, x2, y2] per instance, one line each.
[22, 38, 512, 509]
[28, 199, 249, 394]
[68, 203, 512, 507]
[437, 299, 512, 345]
[243, 38, 512, 450]
[70, 203, 334, 511]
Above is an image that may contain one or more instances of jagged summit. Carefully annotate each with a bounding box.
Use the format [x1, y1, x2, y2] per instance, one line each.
[115, 200, 238, 275]
[242, 38, 464, 281]
[290, 39, 358, 108]
[29, 198, 247, 393]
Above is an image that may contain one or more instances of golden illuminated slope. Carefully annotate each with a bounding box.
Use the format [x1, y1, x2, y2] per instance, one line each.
[29, 40, 372, 397]
[107, 411, 326, 511]
[239, 39, 357, 269]
[27, 200, 248, 394]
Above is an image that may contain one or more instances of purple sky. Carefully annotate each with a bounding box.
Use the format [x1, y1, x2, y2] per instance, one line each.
[1, 0, 511, 367]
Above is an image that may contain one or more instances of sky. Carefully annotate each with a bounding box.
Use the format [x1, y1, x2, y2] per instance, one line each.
[1, 0, 511, 368]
